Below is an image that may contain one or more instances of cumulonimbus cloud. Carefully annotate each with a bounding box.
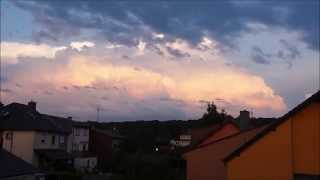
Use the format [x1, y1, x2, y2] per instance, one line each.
[1, 37, 286, 120]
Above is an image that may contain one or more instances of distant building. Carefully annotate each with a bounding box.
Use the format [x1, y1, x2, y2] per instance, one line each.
[170, 134, 192, 147]
[89, 128, 125, 171]
[70, 121, 97, 172]
[171, 121, 239, 149]
[225, 91, 320, 180]
[0, 148, 45, 180]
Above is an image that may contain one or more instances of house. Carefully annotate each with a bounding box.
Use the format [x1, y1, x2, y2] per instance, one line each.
[0, 101, 97, 172]
[0, 148, 45, 180]
[70, 121, 97, 172]
[89, 128, 124, 171]
[170, 134, 192, 148]
[0, 101, 72, 169]
[183, 121, 243, 180]
[183, 126, 264, 180]
[224, 90, 320, 180]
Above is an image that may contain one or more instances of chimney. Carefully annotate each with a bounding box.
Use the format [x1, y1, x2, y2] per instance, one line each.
[28, 101, 37, 111]
[239, 110, 250, 119]
[68, 116, 72, 120]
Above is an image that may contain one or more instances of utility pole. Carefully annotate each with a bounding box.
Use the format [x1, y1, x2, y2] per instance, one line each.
[96, 106, 100, 122]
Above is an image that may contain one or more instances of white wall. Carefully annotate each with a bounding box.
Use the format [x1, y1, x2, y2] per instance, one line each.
[72, 127, 89, 152]
[74, 157, 97, 172]
[33, 132, 67, 150]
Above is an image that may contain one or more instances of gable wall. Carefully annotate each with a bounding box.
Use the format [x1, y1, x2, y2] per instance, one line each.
[227, 120, 293, 180]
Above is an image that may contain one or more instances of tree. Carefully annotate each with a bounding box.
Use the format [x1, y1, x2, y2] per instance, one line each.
[199, 101, 224, 126]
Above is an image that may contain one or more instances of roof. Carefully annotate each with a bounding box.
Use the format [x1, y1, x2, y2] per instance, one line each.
[0, 149, 38, 178]
[0, 103, 71, 134]
[224, 90, 320, 162]
[189, 123, 222, 146]
[182, 126, 265, 179]
[195, 121, 239, 146]
[184, 125, 265, 156]
[72, 121, 91, 128]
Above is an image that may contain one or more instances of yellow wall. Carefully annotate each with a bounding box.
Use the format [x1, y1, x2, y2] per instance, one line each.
[11, 131, 35, 164]
[227, 120, 293, 180]
[227, 101, 320, 179]
[292, 102, 320, 174]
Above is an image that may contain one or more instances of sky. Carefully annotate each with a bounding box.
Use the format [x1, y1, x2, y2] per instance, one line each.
[0, 0, 319, 121]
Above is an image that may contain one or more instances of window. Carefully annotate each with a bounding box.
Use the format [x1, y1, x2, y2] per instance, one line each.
[73, 143, 78, 151]
[82, 144, 87, 151]
[5, 132, 12, 140]
[87, 159, 90, 168]
[59, 136, 65, 144]
[51, 135, 56, 145]
[74, 128, 80, 136]
[41, 133, 46, 144]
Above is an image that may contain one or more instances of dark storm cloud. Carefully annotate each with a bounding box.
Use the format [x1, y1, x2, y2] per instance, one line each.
[166, 47, 190, 58]
[279, 39, 301, 60]
[251, 41, 302, 66]
[251, 46, 271, 64]
[14, 0, 319, 50]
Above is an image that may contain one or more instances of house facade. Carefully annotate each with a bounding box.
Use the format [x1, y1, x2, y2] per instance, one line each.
[0, 102, 72, 168]
[70, 121, 97, 172]
[2, 130, 69, 167]
[89, 128, 124, 171]
[0, 101, 97, 172]
[225, 91, 320, 180]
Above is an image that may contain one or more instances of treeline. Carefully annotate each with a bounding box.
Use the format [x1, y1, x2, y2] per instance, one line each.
[89, 102, 233, 180]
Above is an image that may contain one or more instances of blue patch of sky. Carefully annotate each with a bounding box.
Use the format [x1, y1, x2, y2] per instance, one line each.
[1, 0, 35, 42]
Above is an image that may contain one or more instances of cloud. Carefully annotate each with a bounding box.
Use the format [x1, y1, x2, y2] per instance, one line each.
[153, 33, 165, 39]
[12, 0, 319, 50]
[1, 42, 66, 62]
[136, 40, 146, 55]
[1, 39, 286, 120]
[251, 46, 271, 64]
[70, 41, 95, 51]
[279, 39, 301, 60]
[106, 42, 124, 49]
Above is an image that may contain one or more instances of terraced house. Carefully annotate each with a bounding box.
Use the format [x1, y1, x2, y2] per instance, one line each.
[0, 101, 97, 172]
